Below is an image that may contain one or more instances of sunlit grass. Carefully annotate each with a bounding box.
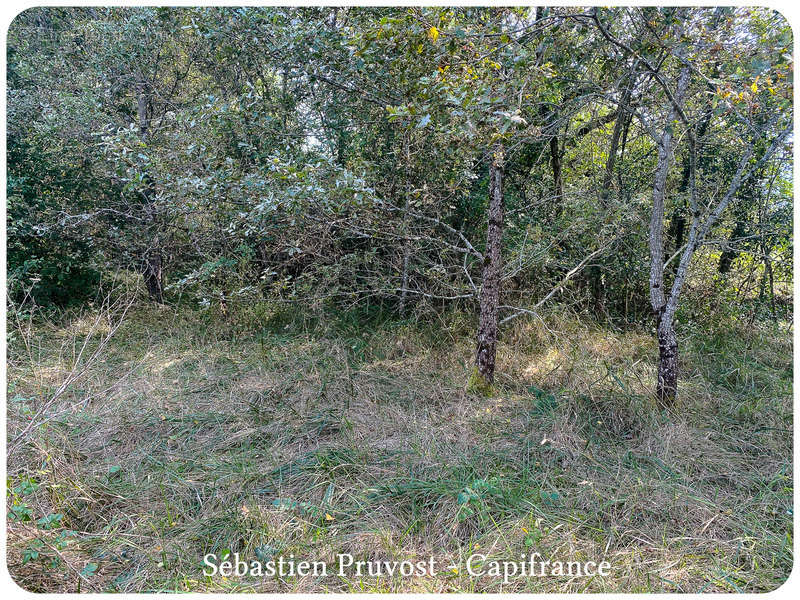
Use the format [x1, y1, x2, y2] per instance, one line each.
[6, 301, 792, 592]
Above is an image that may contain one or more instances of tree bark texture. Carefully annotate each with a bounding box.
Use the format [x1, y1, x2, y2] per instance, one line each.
[649, 64, 691, 407]
[143, 248, 164, 303]
[656, 312, 679, 406]
[474, 144, 505, 384]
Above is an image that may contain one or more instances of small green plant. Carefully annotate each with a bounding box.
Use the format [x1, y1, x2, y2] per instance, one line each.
[456, 478, 502, 522]
[528, 385, 559, 415]
[523, 522, 543, 547]
[9, 394, 34, 417]
[8, 475, 78, 578]
[36, 513, 64, 529]
[12, 477, 40, 496]
[8, 501, 33, 522]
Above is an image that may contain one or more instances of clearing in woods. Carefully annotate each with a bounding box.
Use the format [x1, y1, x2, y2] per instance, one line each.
[6, 301, 793, 592]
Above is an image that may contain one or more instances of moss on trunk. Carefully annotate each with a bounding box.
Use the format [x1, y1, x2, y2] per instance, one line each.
[466, 366, 495, 397]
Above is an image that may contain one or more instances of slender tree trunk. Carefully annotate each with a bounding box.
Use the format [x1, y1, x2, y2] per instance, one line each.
[600, 60, 637, 205]
[618, 110, 632, 175]
[140, 195, 164, 303]
[136, 81, 150, 137]
[649, 64, 691, 407]
[399, 241, 411, 312]
[650, 127, 681, 406]
[760, 237, 777, 320]
[759, 165, 779, 321]
[137, 78, 164, 303]
[592, 61, 637, 315]
[717, 217, 746, 274]
[767, 256, 777, 320]
[656, 312, 679, 405]
[549, 135, 563, 208]
[470, 144, 504, 391]
[143, 246, 164, 303]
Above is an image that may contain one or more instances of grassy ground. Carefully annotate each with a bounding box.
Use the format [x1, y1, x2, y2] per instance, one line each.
[6, 299, 793, 592]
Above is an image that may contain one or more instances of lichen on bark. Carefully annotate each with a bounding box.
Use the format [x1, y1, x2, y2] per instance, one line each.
[466, 366, 495, 397]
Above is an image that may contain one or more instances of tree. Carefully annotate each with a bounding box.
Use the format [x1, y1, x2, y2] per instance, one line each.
[7, 7, 792, 401]
[471, 144, 504, 390]
[589, 7, 792, 405]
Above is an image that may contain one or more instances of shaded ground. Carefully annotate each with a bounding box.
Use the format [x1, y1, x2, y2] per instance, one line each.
[6, 301, 793, 592]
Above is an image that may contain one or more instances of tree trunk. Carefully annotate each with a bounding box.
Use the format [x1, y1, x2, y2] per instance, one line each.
[717, 217, 746, 274]
[656, 315, 678, 407]
[760, 240, 777, 320]
[143, 248, 164, 303]
[137, 77, 164, 303]
[600, 60, 637, 205]
[549, 135, 563, 208]
[592, 62, 637, 315]
[766, 255, 776, 320]
[648, 63, 691, 407]
[399, 242, 411, 312]
[470, 144, 504, 392]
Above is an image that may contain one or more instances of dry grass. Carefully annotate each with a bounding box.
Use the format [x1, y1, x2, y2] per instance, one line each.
[6, 300, 793, 592]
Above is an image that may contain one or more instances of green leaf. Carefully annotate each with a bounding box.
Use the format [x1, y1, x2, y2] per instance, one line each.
[8, 502, 33, 522]
[36, 513, 64, 530]
[13, 479, 39, 496]
[22, 549, 40, 564]
[322, 483, 335, 506]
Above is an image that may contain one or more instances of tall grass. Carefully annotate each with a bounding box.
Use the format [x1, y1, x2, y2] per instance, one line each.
[6, 299, 792, 592]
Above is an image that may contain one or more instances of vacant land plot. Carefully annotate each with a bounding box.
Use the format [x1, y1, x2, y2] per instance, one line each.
[6, 303, 792, 592]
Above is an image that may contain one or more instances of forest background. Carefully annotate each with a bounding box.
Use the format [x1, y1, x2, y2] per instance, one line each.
[5, 6, 795, 593]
